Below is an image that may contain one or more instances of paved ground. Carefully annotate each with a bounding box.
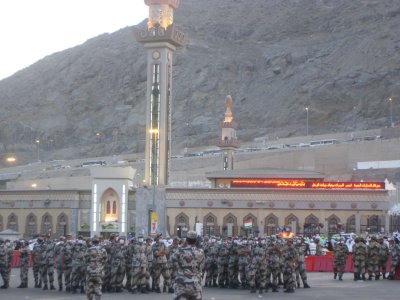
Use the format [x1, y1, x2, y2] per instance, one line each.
[1, 270, 399, 300]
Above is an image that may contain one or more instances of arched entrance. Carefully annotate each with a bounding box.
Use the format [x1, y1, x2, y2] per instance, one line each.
[304, 214, 320, 236]
[327, 214, 340, 236]
[203, 212, 219, 237]
[241, 213, 258, 236]
[264, 213, 278, 236]
[174, 213, 189, 238]
[284, 214, 300, 234]
[100, 188, 120, 237]
[25, 213, 38, 238]
[223, 213, 238, 237]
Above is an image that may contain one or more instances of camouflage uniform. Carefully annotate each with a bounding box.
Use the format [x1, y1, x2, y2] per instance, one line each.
[168, 238, 180, 290]
[54, 238, 65, 291]
[130, 237, 148, 293]
[216, 241, 229, 288]
[85, 239, 107, 300]
[32, 239, 42, 288]
[352, 238, 367, 280]
[333, 239, 348, 280]
[145, 238, 154, 291]
[237, 241, 251, 288]
[248, 240, 266, 294]
[124, 239, 134, 291]
[377, 238, 389, 279]
[295, 239, 310, 288]
[40, 237, 55, 290]
[227, 240, 239, 288]
[282, 239, 298, 293]
[171, 231, 205, 300]
[62, 239, 74, 292]
[0, 239, 10, 289]
[367, 237, 380, 279]
[266, 238, 281, 292]
[18, 241, 31, 288]
[109, 239, 126, 292]
[388, 240, 400, 279]
[71, 239, 87, 293]
[152, 236, 172, 293]
[203, 238, 218, 287]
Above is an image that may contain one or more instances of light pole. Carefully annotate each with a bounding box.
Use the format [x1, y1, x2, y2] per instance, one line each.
[35, 139, 40, 162]
[389, 97, 393, 127]
[305, 107, 309, 136]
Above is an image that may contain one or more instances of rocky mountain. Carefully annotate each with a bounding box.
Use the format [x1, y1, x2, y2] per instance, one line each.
[0, 0, 399, 165]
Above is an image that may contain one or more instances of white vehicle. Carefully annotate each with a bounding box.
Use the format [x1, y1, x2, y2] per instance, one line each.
[309, 139, 338, 147]
[266, 144, 289, 150]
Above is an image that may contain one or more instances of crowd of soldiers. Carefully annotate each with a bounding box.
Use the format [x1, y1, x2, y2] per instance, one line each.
[1, 232, 400, 299]
[333, 235, 400, 281]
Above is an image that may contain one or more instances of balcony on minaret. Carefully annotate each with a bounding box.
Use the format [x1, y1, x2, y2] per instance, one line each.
[218, 137, 240, 148]
[219, 120, 238, 129]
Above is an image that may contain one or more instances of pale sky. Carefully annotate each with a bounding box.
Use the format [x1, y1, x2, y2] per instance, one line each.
[0, 0, 148, 80]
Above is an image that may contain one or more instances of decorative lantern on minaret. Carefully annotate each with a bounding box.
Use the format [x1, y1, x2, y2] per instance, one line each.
[218, 95, 240, 170]
[135, 0, 187, 187]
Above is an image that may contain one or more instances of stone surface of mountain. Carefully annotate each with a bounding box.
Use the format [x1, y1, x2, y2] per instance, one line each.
[0, 0, 400, 164]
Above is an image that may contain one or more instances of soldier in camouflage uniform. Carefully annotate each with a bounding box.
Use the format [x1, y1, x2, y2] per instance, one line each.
[62, 236, 74, 292]
[145, 237, 154, 291]
[217, 239, 230, 288]
[388, 238, 400, 280]
[85, 237, 107, 300]
[130, 235, 148, 294]
[124, 238, 134, 291]
[71, 238, 87, 293]
[204, 236, 218, 287]
[54, 236, 66, 291]
[367, 236, 380, 280]
[227, 238, 239, 288]
[295, 237, 311, 288]
[109, 237, 126, 292]
[352, 237, 367, 281]
[237, 238, 251, 289]
[152, 234, 172, 293]
[333, 238, 348, 280]
[0, 238, 10, 289]
[168, 237, 180, 291]
[248, 238, 266, 295]
[282, 238, 298, 293]
[171, 230, 205, 300]
[32, 237, 43, 288]
[266, 236, 281, 292]
[17, 240, 31, 288]
[377, 236, 389, 279]
[40, 235, 56, 290]
[102, 234, 116, 292]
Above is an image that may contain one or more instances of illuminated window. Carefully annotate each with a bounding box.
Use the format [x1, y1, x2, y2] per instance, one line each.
[106, 201, 111, 214]
[112, 201, 117, 214]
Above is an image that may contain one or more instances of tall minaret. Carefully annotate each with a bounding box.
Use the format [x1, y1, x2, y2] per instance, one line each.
[218, 95, 239, 170]
[135, 0, 187, 187]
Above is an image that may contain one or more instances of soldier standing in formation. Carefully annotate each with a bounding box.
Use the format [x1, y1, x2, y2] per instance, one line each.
[17, 240, 30, 288]
[54, 236, 65, 291]
[388, 238, 400, 279]
[333, 237, 348, 280]
[40, 234, 56, 290]
[0, 238, 11, 289]
[352, 237, 367, 280]
[282, 238, 298, 293]
[295, 237, 311, 288]
[85, 236, 107, 300]
[171, 230, 204, 300]
[31, 237, 42, 288]
[151, 233, 172, 293]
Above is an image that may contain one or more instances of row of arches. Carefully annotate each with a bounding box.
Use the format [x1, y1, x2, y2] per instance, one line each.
[0, 213, 68, 238]
[173, 212, 383, 236]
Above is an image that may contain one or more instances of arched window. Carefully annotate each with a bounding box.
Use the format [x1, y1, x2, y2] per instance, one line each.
[223, 213, 238, 237]
[368, 215, 380, 233]
[174, 213, 189, 238]
[56, 213, 68, 237]
[25, 213, 37, 238]
[7, 213, 18, 232]
[106, 201, 111, 214]
[264, 214, 278, 235]
[304, 214, 320, 236]
[327, 214, 340, 235]
[112, 201, 117, 214]
[242, 213, 258, 236]
[346, 215, 356, 233]
[284, 214, 300, 234]
[41, 213, 53, 235]
[203, 213, 218, 237]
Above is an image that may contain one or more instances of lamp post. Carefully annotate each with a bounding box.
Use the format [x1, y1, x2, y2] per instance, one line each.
[305, 107, 309, 136]
[35, 139, 40, 162]
[389, 97, 393, 127]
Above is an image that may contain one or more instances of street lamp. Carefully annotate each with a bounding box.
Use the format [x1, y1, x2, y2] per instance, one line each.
[389, 97, 393, 127]
[305, 107, 309, 136]
[35, 139, 40, 162]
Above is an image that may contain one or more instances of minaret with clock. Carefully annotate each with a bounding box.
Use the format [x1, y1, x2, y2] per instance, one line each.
[135, 0, 187, 187]
[218, 95, 240, 171]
